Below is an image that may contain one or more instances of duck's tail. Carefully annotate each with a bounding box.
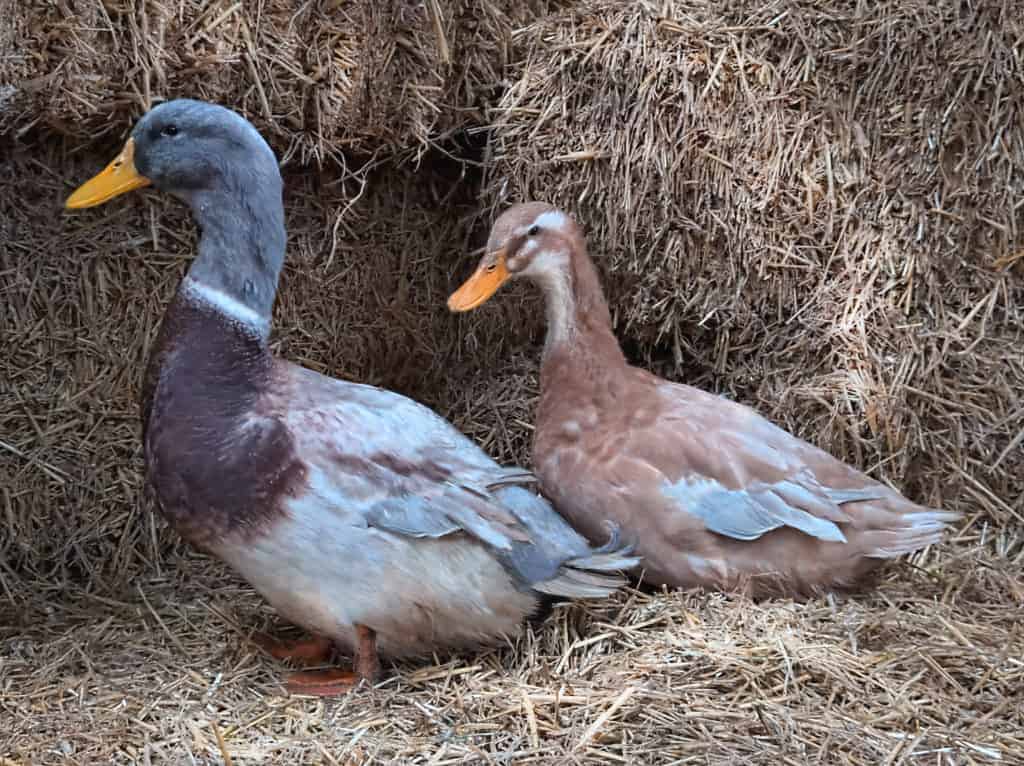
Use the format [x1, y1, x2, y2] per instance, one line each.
[861, 507, 963, 558]
[533, 524, 641, 599]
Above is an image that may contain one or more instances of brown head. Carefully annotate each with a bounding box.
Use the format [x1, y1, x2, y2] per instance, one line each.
[447, 202, 586, 312]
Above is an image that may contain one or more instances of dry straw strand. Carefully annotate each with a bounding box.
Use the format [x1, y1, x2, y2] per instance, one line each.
[2, 0, 1022, 763]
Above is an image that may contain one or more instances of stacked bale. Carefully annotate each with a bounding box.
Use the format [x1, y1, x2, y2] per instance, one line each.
[476, 0, 1024, 510]
[0, 0, 557, 162]
[1, 2, 1023, 761]
[3, 0, 1020, 608]
[4, 0, 1020, 588]
[0, 135, 496, 581]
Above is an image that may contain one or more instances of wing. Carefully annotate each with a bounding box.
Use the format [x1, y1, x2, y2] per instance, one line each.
[558, 376, 897, 546]
[270, 363, 635, 592]
[281, 366, 537, 548]
[654, 382, 900, 543]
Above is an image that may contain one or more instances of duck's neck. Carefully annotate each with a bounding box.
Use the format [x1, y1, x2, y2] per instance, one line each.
[539, 244, 625, 375]
[182, 183, 286, 340]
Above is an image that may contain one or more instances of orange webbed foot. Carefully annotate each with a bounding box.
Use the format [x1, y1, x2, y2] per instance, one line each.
[252, 632, 333, 665]
[284, 668, 361, 697]
[255, 624, 381, 697]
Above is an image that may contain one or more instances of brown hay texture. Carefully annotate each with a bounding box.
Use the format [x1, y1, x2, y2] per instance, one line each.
[0, 0, 555, 163]
[1, 139, 484, 582]
[1, 0, 1023, 763]
[480, 0, 1024, 517]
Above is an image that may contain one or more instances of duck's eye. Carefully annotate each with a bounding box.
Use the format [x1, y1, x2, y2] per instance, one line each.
[161, 124, 179, 137]
[527, 225, 540, 236]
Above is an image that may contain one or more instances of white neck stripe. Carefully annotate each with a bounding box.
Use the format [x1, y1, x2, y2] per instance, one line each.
[182, 277, 268, 328]
[537, 252, 575, 353]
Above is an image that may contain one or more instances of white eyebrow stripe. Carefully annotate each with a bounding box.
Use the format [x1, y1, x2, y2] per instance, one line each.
[531, 210, 568, 230]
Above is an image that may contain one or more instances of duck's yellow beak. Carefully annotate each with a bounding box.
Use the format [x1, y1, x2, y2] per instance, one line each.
[447, 249, 510, 312]
[65, 138, 152, 209]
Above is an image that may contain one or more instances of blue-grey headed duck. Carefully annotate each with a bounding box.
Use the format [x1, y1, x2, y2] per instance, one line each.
[66, 104, 637, 696]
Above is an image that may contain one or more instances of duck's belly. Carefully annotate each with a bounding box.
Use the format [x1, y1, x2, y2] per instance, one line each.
[213, 505, 539, 659]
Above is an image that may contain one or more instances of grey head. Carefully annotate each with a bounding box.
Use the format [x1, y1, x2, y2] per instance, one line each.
[66, 99, 288, 324]
[128, 99, 287, 324]
[129, 99, 281, 204]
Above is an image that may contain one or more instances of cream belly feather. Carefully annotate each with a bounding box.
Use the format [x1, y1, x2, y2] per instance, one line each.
[217, 492, 537, 658]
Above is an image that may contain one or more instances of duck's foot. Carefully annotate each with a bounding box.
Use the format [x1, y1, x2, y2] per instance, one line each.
[252, 632, 333, 665]
[284, 668, 361, 697]
[274, 624, 381, 698]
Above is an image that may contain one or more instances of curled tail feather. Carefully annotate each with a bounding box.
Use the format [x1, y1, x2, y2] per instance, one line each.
[534, 523, 640, 599]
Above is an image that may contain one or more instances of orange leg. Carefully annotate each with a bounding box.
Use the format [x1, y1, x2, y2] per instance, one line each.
[354, 624, 381, 682]
[280, 624, 380, 697]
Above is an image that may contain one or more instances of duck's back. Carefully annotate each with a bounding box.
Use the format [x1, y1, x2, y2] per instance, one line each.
[534, 356, 959, 596]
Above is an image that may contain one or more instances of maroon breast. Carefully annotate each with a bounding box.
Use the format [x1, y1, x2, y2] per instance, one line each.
[141, 292, 305, 547]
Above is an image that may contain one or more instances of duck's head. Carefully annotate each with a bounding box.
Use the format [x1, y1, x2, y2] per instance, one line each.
[65, 99, 280, 209]
[447, 202, 583, 312]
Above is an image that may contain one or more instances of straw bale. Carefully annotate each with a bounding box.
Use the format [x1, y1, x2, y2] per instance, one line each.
[2, 133, 1020, 764]
[478, 0, 1024, 517]
[0, 134, 482, 582]
[2, 1, 1022, 761]
[0, 0, 560, 163]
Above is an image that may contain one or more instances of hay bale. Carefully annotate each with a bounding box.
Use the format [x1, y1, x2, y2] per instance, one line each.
[0, 0, 559, 162]
[0, 135, 485, 583]
[1, 3, 1021, 761]
[0, 0, 27, 124]
[479, 0, 1024, 516]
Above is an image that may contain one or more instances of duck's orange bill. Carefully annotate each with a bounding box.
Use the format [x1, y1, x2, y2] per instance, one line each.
[447, 251, 510, 312]
[65, 138, 151, 209]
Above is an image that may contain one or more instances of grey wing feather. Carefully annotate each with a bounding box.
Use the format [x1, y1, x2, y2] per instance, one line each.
[365, 480, 524, 551]
[286, 371, 636, 596]
[826, 487, 887, 505]
[752, 488, 848, 542]
[690, 489, 788, 541]
[363, 498, 462, 539]
[484, 467, 539, 490]
[532, 568, 629, 599]
[668, 478, 851, 543]
[688, 482, 894, 544]
[770, 480, 855, 524]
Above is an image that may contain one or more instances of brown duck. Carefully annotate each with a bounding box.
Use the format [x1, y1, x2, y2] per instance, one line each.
[65, 106, 637, 696]
[448, 202, 961, 597]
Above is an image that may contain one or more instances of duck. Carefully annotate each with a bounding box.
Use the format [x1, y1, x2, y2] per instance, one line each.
[447, 202, 961, 598]
[65, 103, 638, 696]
